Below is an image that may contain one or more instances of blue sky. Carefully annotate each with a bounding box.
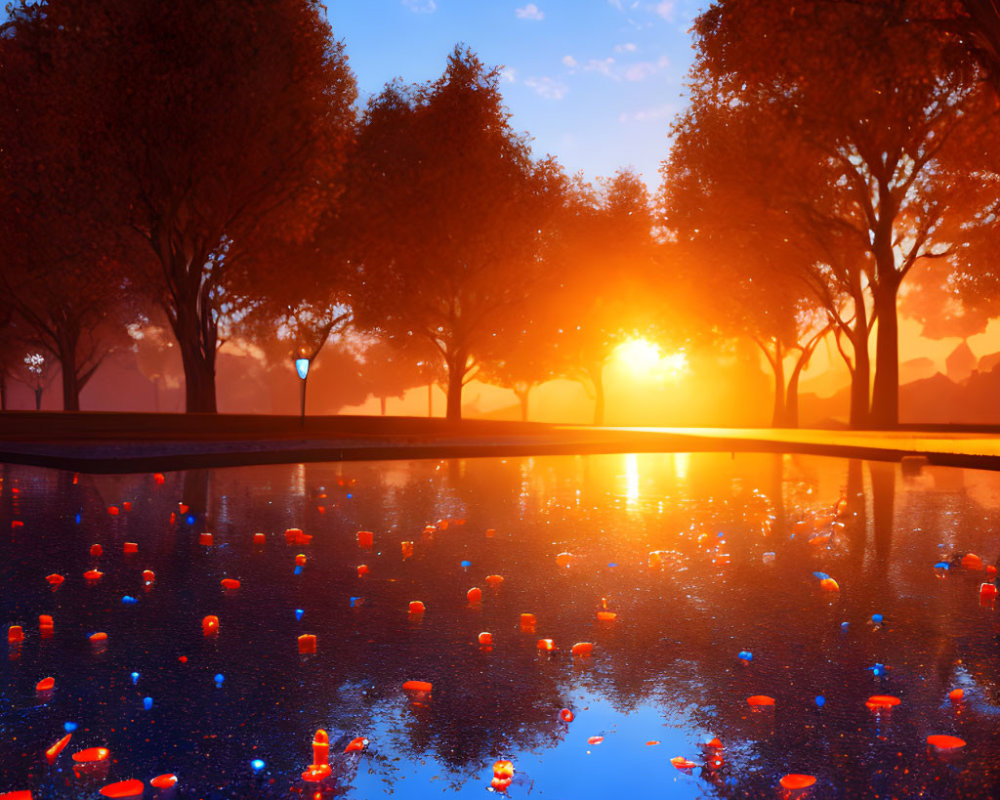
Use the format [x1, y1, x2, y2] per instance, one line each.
[328, 0, 706, 189]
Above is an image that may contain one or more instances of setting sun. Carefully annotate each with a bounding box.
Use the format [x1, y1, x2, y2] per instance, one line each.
[614, 339, 689, 383]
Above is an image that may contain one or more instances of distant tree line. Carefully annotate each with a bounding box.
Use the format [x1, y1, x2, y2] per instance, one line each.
[2, 0, 999, 426]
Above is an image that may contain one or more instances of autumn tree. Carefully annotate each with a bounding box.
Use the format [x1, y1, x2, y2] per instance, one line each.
[342, 46, 567, 422]
[662, 93, 852, 426]
[690, 0, 983, 426]
[553, 169, 664, 426]
[1, 0, 358, 413]
[0, 8, 139, 410]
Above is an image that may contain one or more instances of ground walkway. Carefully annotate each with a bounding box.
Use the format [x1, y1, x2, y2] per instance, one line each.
[1, 412, 1000, 473]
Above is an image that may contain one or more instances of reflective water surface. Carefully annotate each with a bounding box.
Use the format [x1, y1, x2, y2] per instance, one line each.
[2, 453, 1000, 799]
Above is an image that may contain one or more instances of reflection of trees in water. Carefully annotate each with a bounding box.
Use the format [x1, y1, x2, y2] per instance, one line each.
[5, 456, 1000, 798]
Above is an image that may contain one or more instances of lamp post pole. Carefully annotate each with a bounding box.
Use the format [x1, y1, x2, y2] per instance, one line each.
[295, 357, 311, 427]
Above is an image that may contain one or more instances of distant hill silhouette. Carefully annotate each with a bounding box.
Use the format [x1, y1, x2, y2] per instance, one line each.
[802, 361, 1000, 426]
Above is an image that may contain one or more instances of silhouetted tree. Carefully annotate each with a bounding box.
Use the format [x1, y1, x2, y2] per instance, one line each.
[0, 12, 139, 410]
[692, 0, 983, 427]
[663, 94, 848, 426]
[1, 0, 357, 413]
[342, 46, 566, 421]
[357, 338, 433, 416]
[554, 169, 663, 425]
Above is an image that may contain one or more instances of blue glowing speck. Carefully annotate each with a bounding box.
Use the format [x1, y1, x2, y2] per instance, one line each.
[251, 759, 265, 772]
[869, 662, 886, 676]
[934, 561, 950, 570]
[295, 609, 304, 621]
[813, 571, 830, 581]
[186, 515, 196, 525]
[607, 562, 617, 568]
[841, 622, 850, 630]
[64, 721, 77, 732]
[214, 673, 224, 685]
[131, 671, 140, 684]
[293, 565, 303, 576]
[738, 650, 753, 661]
[346, 493, 353, 499]
[122, 595, 138, 605]
[815, 695, 825, 707]
[143, 696, 153, 710]
[349, 596, 361, 608]
[74, 512, 82, 525]
[872, 614, 884, 625]
[460, 560, 471, 568]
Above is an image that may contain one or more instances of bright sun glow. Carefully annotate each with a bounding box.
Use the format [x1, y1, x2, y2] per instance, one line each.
[613, 338, 689, 382]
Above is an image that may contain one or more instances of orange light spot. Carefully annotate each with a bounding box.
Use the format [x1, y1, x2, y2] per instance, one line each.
[597, 611, 617, 621]
[72, 747, 110, 763]
[747, 695, 775, 708]
[537, 638, 555, 651]
[779, 774, 816, 790]
[560, 708, 574, 722]
[36, 677, 54, 692]
[298, 634, 317, 654]
[84, 570, 103, 581]
[927, 734, 966, 751]
[587, 736, 604, 745]
[402, 680, 432, 693]
[865, 695, 901, 711]
[220, 578, 240, 590]
[949, 688, 965, 702]
[485, 574, 503, 587]
[962, 553, 984, 570]
[555, 552, 574, 568]
[8, 625, 24, 642]
[571, 642, 594, 657]
[819, 578, 840, 592]
[343, 736, 368, 753]
[467, 587, 482, 605]
[670, 756, 697, 769]
[90, 544, 103, 557]
[123, 542, 138, 554]
[46, 574, 65, 587]
[478, 632, 493, 646]
[408, 600, 425, 614]
[99, 781, 145, 799]
[149, 774, 177, 789]
[45, 733, 71, 764]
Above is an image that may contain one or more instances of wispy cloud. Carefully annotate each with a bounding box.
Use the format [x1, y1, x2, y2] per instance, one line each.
[618, 103, 677, 123]
[583, 57, 616, 77]
[653, 1, 674, 20]
[624, 55, 669, 81]
[501, 67, 517, 83]
[562, 55, 578, 68]
[614, 42, 638, 53]
[524, 76, 568, 100]
[515, 3, 545, 20]
[402, 0, 437, 13]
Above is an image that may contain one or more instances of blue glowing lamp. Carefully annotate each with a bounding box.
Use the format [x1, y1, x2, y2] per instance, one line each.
[295, 357, 310, 380]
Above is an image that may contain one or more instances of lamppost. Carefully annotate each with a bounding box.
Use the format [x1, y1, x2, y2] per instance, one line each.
[294, 353, 311, 426]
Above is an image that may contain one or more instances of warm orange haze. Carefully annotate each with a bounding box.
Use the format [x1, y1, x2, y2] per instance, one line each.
[3, 0, 1000, 429]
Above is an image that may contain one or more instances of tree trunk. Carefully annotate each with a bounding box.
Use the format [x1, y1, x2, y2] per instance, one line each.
[34, 386, 43, 410]
[379, 395, 387, 416]
[770, 340, 786, 427]
[515, 387, 530, 422]
[785, 363, 801, 428]
[171, 307, 218, 413]
[60, 347, 81, 412]
[445, 351, 466, 422]
[869, 284, 900, 429]
[849, 312, 870, 428]
[1, 373, 7, 410]
[591, 363, 605, 426]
